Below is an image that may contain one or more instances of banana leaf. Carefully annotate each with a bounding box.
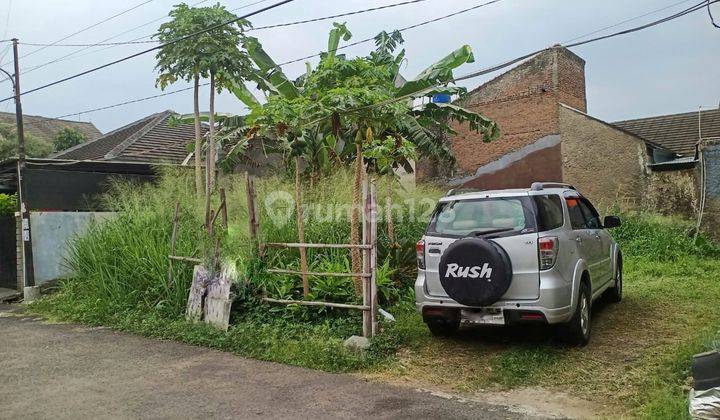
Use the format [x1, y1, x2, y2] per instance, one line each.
[326, 22, 352, 61]
[417, 102, 499, 142]
[243, 36, 299, 99]
[230, 81, 261, 112]
[396, 45, 474, 98]
[397, 114, 455, 162]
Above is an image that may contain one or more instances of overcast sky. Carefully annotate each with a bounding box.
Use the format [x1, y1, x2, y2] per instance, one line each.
[0, 0, 718, 133]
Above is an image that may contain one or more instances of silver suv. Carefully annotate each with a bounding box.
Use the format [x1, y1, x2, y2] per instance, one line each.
[414, 182, 623, 346]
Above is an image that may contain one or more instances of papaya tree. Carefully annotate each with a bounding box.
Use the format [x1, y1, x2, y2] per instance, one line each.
[155, 3, 253, 197]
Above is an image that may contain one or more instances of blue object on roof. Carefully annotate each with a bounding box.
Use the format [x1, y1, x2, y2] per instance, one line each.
[431, 93, 452, 103]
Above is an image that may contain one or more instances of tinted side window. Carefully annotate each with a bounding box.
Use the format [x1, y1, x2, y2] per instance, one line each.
[579, 198, 602, 229]
[533, 195, 563, 231]
[566, 197, 587, 230]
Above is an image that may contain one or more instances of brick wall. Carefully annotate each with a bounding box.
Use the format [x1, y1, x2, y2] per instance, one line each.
[418, 47, 586, 183]
[558, 105, 649, 212]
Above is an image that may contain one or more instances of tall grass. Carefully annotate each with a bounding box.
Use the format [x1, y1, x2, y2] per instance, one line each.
[60, 168, 443, 320]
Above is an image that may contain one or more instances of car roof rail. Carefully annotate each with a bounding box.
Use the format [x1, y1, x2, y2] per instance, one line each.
[530, 182, 576, 191]
[445, 187, 485, 196]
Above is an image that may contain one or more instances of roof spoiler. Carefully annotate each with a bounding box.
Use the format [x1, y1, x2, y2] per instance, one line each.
[530, 182, 576, 191]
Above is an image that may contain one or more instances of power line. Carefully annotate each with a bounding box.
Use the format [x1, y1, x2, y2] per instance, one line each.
[15, 0, 211, 76]
[0, 0, 12, 63]
[0, 0, 296, 103]
[20, 40, 158, 47]
[18, 0, 718, 126]
[20, 0, 501, 126]
[2, 0, 158, 66]
[278, 0, 505, 66]
[562, 0, 695, 44]
[19, 0, 271, 76]
[709, 0, 720, 27]
[19, 0, 430, 73]
[453, 0, 719, 83]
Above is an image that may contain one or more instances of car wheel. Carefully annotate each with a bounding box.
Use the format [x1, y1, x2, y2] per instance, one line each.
[562, 282, 591, 346]
[606, 257, 622, 303]
[424, 316, 460, 337]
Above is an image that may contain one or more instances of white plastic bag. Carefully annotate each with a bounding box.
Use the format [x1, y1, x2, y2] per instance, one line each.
[690, 387, 720, 419]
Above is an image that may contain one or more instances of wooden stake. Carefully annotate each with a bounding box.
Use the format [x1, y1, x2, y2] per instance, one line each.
[245, 172, 259, 248]
[219, 188, 228, 230]
[167, 202, 180, 288]
[295, 156, 309, 297]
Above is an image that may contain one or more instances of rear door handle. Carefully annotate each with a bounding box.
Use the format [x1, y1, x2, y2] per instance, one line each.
[428, 248, 441, 254]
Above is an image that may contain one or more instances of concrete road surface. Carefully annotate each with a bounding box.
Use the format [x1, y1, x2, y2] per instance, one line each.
[0, 305, 525, 419]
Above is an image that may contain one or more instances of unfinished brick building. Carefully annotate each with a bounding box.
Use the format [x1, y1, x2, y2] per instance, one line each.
[417, 46, 716, 217]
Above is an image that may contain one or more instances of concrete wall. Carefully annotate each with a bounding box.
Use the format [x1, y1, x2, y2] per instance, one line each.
[702, 140, 720, 241]
[558, 105, 649, 211]
[28, 212, 115, 285]
[452, 134, 563, 190]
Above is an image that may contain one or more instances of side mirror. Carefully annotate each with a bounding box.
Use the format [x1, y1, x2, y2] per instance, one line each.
[603, 215, 621, 229]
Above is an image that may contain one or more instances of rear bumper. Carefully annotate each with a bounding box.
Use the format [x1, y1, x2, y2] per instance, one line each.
[415, 270, 574, 324]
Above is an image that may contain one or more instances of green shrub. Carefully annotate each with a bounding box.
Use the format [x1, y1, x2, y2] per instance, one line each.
[59, 168, 442, 326]
[611, 212, 720, 260]
[0, 193, 16, 216]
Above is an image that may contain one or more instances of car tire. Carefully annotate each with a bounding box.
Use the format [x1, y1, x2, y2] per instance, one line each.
[562, 282, 592, 346]
[424, 316, 460, 337]
[606, 256, 622, 303]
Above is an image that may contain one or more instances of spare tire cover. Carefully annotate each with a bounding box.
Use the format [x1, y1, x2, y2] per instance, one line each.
[439, 237, 513, 307]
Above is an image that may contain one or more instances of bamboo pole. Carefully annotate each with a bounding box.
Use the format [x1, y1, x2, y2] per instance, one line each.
[262, 297, 369, 311]
[219, 188, 228, 230]
[369, 179, 378, 336]
[245, 172, 259, 248]
[169, 255, 203, 264]
[264, 242, 371, 249]
[295, 156, 309, 297]
[362, 179, 371, 338]
[267, 268, 370, 278]
[167, 202, 180, 288]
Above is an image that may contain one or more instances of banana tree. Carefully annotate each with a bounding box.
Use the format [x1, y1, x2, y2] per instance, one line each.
[223, 23, 499, 297]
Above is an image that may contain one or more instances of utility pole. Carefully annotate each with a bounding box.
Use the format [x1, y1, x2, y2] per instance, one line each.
[11, 38, 36, 294]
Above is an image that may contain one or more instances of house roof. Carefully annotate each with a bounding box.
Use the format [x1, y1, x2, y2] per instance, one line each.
[0, 111, 102, 143]
[612, 108, 720, 157]
[52, 110, 206, 164]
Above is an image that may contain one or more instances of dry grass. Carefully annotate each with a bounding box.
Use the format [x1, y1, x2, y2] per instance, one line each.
[365, 256, 720, 418]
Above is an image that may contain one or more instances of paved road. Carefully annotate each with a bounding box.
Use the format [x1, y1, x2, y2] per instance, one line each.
[0, 305, 524, 419]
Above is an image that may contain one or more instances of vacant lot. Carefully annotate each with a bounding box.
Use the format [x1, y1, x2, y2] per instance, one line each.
[366, 256, 720, 418]
[29, 202, 720, 418]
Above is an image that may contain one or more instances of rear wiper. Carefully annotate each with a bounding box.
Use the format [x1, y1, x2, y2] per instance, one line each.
[467, 228, 514, 237]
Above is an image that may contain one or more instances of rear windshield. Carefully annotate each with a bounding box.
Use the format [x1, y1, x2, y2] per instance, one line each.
[426, 196, 537, 238]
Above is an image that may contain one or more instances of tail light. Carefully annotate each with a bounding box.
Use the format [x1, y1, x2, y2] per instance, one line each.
[416, 239, 426, 269]
[538, 236, 558, 270]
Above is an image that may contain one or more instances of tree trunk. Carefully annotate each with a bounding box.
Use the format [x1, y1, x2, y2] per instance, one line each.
[295, 156, 309, 297]
[350, 131, 364, 296]
[208, 71, 216, 191]
[204, 73, 216, 229]
[193, 72, 202, 198]
[386, 173, 394, 245]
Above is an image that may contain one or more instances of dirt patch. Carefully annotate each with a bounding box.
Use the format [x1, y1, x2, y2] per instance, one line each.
[480, 387, 605, 419]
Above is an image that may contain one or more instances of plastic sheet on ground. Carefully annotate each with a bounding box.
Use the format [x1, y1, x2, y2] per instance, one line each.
[690, 387, 720, 419]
